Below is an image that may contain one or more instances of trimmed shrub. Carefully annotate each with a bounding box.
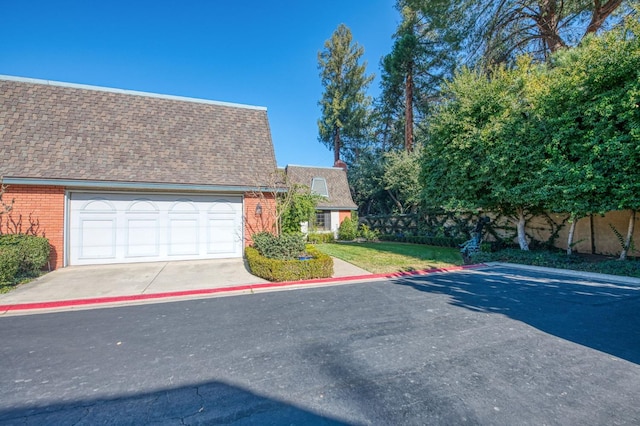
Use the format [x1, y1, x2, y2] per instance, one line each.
[251, 232, 306, 260]
[246, 244, 333, 282]
[338, 217, 358, 241]
[0, 246, 20, 285]
[307, 232, 335, 244]
[0, 234, 50, 277]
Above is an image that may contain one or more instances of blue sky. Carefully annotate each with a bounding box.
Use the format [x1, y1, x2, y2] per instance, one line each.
[1, 0, 399, 167]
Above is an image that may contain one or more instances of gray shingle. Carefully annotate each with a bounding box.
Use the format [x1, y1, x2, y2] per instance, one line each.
[0, 77, 277, 188]
[286, 165, 357, 210]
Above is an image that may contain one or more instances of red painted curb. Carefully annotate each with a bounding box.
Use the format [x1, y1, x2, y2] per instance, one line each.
[0, 264, 487, 313]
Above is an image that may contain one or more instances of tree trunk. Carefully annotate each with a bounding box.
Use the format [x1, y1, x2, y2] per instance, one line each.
[536, 0, 566, 54]
[516, 208, 529, 250]
[590, 214, 596, 254]
[584, 0, 623, 36]
[566, 213, 577, 255]
[404, 62, 414, 153]
[387, 190, 404, 214]
[619, 209, 636, 260]
[333, 126, 341, 163]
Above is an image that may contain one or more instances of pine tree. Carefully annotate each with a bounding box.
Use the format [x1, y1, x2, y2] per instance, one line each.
[317, 24, 374, 165]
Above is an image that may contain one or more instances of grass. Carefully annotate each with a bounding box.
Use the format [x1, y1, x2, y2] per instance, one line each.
[315, 241, 463, 274]
[315, 242, 640, 279]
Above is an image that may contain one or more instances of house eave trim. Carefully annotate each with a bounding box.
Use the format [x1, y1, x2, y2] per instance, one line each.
[2, 177, 284, 193]
[317, 206, 358, 211]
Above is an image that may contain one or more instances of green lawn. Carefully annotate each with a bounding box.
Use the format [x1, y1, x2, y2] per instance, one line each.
[315, 242, 463, 274]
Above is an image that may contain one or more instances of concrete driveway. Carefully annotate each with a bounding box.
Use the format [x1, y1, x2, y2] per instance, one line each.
[0, 257, 371, 309]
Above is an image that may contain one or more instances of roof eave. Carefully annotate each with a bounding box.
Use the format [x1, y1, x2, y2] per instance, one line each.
[1, 177, 285, 193]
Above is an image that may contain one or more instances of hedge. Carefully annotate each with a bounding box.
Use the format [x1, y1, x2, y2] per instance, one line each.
[307, 232, 335, 244]
[0, 246, 20, 285]
[379, 234, 467, 248]
[246, 244, 333, 282]
[252, 231, 306, 260]
[0, 234, 50, 285]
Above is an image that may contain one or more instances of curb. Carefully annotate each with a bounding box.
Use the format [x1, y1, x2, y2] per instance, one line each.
[0, 264, 487, 314]
[486, 262, 640, 286]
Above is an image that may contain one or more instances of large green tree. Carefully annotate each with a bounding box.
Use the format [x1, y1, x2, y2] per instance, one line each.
[318, 24, 374, 165]
[376, 1, 463, 153]
[538, 16, 640, 257]
[422, 16, 640, 254]
[422, 58, 548, 250]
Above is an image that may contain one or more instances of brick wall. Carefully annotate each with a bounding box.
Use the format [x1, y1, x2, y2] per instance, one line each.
[339, 211, 352, 225]
[2, 185, 65, 269]
[244, 192, 277, 246]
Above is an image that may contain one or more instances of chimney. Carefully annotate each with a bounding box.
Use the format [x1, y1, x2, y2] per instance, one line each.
[333, 159, 347, 171]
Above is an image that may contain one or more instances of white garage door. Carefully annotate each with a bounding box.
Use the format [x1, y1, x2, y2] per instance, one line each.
[69, 192, 243, 265]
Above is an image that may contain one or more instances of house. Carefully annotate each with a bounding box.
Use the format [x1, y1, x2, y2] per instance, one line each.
[0, 75, 278, 269]
[285, 164, 357, 235]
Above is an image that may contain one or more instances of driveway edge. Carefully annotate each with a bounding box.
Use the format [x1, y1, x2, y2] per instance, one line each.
[486, 262, 640, 285]
[0, 264, 487, 314]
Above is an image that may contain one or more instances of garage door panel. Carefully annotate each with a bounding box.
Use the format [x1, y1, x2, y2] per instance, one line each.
[125, 218, 160, 258]
[69, 193, 243, 265]
[208, 218, 237, 254]
[79, 218, 117, 259]
[168, 218, 200, 256]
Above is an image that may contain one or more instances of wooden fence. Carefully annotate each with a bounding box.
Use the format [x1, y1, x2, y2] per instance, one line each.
[359, 210, 640, 257]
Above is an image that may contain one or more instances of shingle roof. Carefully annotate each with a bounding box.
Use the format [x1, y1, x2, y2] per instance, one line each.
[285, 165, 357, 210]
[0, 76, 277, 188]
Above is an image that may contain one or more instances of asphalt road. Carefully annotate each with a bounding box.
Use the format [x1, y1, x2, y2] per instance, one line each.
[0, 265, 639, 425]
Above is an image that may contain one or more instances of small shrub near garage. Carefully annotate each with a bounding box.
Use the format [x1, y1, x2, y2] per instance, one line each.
[0, 234, 50, 289]
[0, 246, 20, 286]
[246, 244, 333, 282]
[252, 232, 306, 260]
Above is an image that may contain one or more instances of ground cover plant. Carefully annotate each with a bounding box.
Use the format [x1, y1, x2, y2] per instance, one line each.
[315, 241, 462, 274]
[471, 249, 640, 279]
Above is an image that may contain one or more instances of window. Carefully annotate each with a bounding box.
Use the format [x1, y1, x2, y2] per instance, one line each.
[311, 177, 329, 198]
[315, 210, 330, 231]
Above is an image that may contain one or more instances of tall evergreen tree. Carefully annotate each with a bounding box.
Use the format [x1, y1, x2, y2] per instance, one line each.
[317, 24, 374, 165]
[377, 1, 463, 153]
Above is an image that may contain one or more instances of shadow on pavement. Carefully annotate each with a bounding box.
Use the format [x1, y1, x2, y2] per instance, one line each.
[393, 266, 640, 365]
[0, 379, 349, 425]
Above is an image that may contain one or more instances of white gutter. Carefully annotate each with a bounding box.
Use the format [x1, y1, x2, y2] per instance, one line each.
[2, 177, 285, 193]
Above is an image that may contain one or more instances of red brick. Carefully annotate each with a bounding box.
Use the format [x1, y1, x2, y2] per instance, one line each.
[3, 185, 64, 269]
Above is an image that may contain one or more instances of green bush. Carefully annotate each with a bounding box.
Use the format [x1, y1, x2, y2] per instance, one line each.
[358, 224, 379, 241]
[0, 246, 20, 285]
[246, 244, 333, 281]
[338, 217, 358, 241]
[0, 234, 50, 277]
[307, 232, 335, 244]
[251, 232, 306, 260]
